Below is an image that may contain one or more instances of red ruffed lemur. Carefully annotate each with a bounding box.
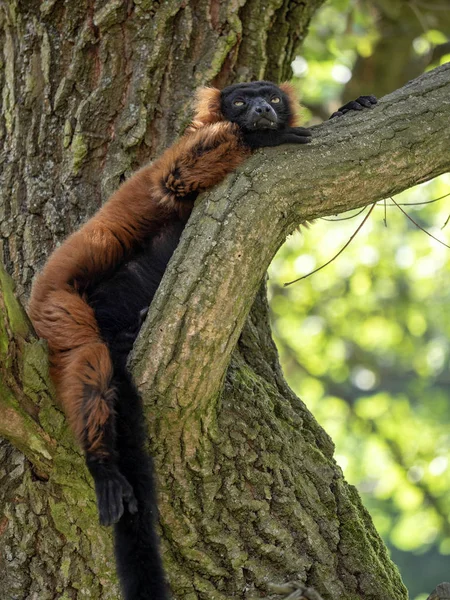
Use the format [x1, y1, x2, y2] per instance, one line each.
[28, 82, 376, 600]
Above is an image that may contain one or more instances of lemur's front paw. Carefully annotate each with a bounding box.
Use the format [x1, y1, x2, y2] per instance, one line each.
[289, 127, 313, 142]
[88, 461, 138, 526]
[330, 95, 377, 119]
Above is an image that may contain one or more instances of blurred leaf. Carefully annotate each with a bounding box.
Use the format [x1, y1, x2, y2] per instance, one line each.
[277, 2, 450, 593]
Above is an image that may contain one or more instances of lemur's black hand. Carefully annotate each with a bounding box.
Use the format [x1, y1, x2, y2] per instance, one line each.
[289, 126, 313, 139]
[242, 127, 312, 149]
[329, 95, 377, 119]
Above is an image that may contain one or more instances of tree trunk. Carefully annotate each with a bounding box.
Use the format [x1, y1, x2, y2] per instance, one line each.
[141, 283, 408, 599]
[1, 1, 447, 599]
[0, 1, 324, 598]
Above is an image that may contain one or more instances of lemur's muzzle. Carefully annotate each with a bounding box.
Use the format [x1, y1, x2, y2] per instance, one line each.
[248, 101, 278, 129]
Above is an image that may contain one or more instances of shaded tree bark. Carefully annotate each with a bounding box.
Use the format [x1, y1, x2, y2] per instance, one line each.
[343, 0, 450, 101]
[1, 1, 448, 599]
[0, 0, 323, 298]
[0, 1, 325, 598]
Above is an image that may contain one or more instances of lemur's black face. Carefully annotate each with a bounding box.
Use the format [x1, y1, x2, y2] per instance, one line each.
[220, 81, 293, 132]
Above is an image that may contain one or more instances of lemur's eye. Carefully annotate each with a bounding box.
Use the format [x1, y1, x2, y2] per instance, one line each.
[271, 97, 281, 104]
[233, 100, 245, 107]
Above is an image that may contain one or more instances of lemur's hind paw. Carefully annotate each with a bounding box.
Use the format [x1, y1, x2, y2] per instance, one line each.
[88, 461, 138, 525]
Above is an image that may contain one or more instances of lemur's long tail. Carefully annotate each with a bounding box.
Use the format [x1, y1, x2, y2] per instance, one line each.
[112, 367, 168, 600]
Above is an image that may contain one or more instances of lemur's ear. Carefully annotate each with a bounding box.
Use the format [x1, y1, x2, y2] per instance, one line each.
[188, 87, 223, 131]
[279, 82, 301, 127]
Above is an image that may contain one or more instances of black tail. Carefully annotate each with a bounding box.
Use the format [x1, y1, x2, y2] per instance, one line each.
[112, 367, 168, 600]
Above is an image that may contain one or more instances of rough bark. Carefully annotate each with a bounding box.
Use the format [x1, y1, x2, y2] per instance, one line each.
[0, 0, 324, 300]
[427, 582, 450, 600]
[0, 1, 327, 598]
[0, 261, 54, 478]
[0, 263, 118, 599]
[137, 284, 407, 599]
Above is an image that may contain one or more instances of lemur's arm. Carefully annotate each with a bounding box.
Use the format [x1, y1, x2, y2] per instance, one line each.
[148, 122, 251, 209]
[29, 121, 251, 320]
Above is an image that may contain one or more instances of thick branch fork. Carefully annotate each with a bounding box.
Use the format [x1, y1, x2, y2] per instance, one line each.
[133, 63, 450, 424]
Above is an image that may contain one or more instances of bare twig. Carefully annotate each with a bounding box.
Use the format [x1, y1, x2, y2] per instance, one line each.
[284, 204, 376, 287]
[389, 196, 450, 249]
[384, 191, 450, 207]
[321, 206, 367, 222]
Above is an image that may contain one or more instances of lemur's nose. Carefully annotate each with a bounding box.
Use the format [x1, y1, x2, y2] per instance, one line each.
[249, 100, 277, 129]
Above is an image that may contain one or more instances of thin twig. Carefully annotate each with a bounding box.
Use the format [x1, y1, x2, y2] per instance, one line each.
[323, 191, 450, 220]
[389, 196, 450, 249]
[284, 189, 450, 286]
[284, 203, 376, 287]
[383, 191, 450, 207]
[321, 206, 367, 222]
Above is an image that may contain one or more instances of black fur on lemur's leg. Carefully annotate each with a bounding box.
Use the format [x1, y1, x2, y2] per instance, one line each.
[89, 221, 185, 600]
[28, 80, 376, 600]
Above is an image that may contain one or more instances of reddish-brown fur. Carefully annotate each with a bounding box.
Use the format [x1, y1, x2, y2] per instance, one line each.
[27, 82, 308, 599]
[29, 82, 302, 459]
[29, 92, 251, 457]
[279, 82, 301, 126]
[187, 87, 224, 131]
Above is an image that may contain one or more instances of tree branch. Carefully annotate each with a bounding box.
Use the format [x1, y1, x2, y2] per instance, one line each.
[2, 63, 448, 488]
[133, 63, 450, 432]
[128, 65, 449, 596]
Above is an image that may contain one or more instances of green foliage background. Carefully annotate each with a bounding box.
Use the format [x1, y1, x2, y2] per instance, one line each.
[270, 1, 450, 597]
